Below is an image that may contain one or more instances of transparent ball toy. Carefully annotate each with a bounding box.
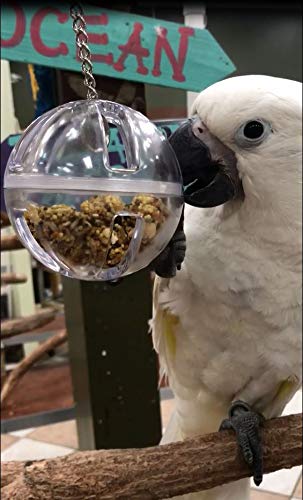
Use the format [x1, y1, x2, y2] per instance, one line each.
[4, 100, 184, 281]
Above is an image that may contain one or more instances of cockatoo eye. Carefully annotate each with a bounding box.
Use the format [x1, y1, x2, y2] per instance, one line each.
[243, 121, 264, 139]
[235, 119, 272, 148]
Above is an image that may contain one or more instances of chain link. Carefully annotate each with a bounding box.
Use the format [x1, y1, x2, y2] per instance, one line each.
[70, 3, 98, 99]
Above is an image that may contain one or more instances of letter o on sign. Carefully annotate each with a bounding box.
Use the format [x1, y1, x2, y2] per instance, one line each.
[1, 3, 26, 48]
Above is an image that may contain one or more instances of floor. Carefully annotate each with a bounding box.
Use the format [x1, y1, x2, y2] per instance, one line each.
[1, 311, 71, 420]
[1, 390, 301, 499]
[1, 362, 73, 420]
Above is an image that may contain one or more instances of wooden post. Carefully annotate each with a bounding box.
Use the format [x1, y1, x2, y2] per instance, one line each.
[62, 270, 162, 451]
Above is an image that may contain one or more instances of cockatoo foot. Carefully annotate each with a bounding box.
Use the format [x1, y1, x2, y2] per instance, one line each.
[152, 227, 186, 278]
[219, 400, 265, 486]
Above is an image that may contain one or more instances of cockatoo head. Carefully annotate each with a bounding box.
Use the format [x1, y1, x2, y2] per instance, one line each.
[170, 75, 302, 224]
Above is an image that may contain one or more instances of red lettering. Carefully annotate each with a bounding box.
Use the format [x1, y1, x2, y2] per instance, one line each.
[84, 14, 113, 65]
[152, 26, 194, 82]
[113, 22, 149, 75]
[1, 3, 25, 48]
[30, 8, 68, 57]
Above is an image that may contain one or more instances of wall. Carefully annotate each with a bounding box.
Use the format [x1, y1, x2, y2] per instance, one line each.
[143, 5, 188, 120]
[206, 5, 302, 81]
[184, 5, 207, 115]
[184, 4, 301, 115]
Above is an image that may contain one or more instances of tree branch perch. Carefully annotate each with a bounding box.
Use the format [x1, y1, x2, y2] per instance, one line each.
[0, 211, 10, 228]
[1, 329, 67, 405]
[1, 413, 301, 499]
[1, 234, 24, 251]
[1, 273, 27, 285]
[0, 307, 57, 340]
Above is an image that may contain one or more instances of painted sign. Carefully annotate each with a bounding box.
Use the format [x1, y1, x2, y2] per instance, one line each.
[1, 3, 235, 92]
[0, 119, 185, 212]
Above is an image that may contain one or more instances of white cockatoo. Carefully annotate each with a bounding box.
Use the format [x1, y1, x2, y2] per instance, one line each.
[151, 75, 302, 500]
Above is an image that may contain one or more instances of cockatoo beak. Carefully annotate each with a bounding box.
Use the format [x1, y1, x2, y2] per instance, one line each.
[169, 118, 243, 208]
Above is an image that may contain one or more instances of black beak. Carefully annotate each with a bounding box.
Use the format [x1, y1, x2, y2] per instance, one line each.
[169, 118, 242, 208]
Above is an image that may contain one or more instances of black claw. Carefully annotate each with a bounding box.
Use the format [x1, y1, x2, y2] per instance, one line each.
[219, 400, 265, 486]
[253, 456, 264, 486]
[249, 432, 263, 486]
[253, 464, 263, 487]
[151, 227, 186, 278]
[151, 208, 186, 278]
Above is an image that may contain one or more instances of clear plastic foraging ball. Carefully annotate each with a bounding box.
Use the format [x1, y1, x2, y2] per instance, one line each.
[4, 100, 184, 281]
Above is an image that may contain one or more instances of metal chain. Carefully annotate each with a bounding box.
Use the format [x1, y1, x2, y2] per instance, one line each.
[70, 3, 98, 99]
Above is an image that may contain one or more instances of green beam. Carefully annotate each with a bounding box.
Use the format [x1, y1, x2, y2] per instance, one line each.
[63, 270, 162, 450]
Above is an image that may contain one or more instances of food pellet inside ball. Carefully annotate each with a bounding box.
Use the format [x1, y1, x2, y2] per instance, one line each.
[24, 195, 168, 268]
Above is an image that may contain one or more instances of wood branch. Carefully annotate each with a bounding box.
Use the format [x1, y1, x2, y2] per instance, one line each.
[1, 329, 67, 406]
[1, 234, 24, 251]
[1, 461, 24, 488]
[50, 272, 62, 299]
[1, 413, 301, 499]
[0, 307, 57, 339]
[0, 211, 10, 228]
[1, 273, 27, 285]
[39, 300, 64, 313]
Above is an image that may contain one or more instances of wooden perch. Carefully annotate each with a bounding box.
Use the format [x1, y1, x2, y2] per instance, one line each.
[1, 234, 24, 251]
[1, 413, 301, 499]
[1, 329, 67, 405]
[0, 307, 57, 339]
[1, 273, 27, 285]
[0, 211, 10, 228]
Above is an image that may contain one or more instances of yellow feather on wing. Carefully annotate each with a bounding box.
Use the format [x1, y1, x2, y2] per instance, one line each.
[150, 276, 179, 383]
[263, 375, 301, 419]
